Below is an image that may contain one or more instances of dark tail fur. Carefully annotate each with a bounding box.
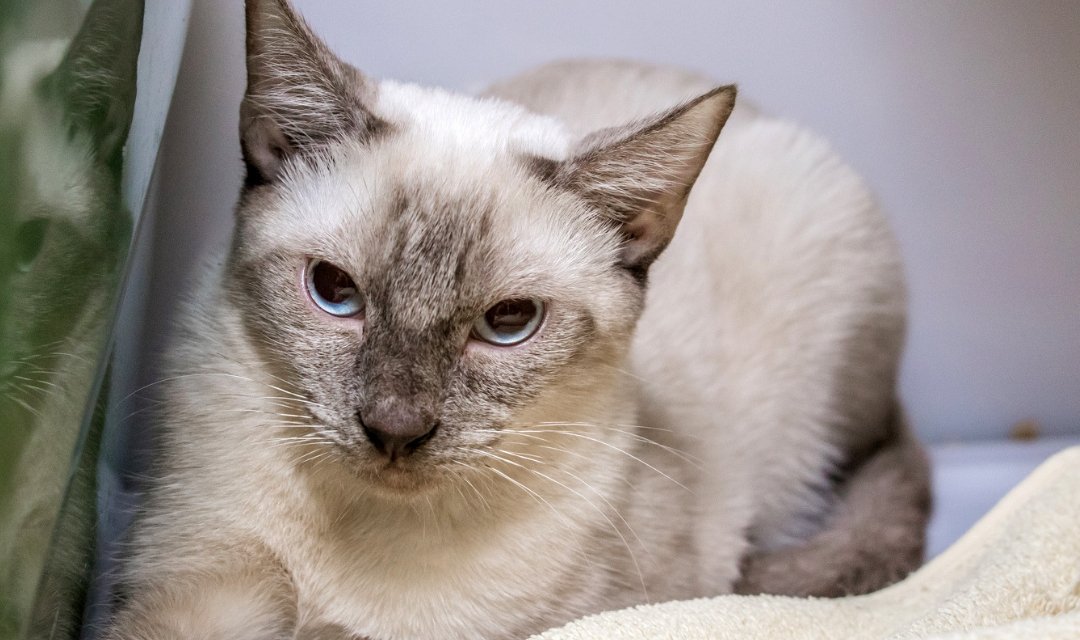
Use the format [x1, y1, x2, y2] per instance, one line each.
[734, 403, 932, 597]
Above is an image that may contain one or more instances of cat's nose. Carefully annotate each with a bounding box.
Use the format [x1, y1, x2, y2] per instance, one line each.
[358, 403, 438, 460]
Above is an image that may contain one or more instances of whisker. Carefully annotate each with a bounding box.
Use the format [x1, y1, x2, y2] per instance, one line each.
[9, 394, 42, 418]
[467, 460, 598, 574]
[517, 442, 637, 490]
[476, 449, 649, 600]
[534, 420, 695, 437]
[449, 466, 493, 513]
[219, 408, 313, 421]
[267, 434, 326, 449]
[116, 371, 309, 407]
[533, 422, 703, 467]
[509, 429, 693, 491]
[494, 447, 650, 556]
[114, 402, 166, 427]
[468, 461, 553, 517]
[11, 374, 62, 391]
[210, 351, 302, 389]
[43, 351, 92, 365]
[491, 447, 545, 464]
[12, 380, 52, 396]
[597, 362, 650, 385]
[486, 449, 647, 549]
[16, 338, 76, 360]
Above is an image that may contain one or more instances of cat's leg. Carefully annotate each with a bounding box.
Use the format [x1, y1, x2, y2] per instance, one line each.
[104, 553, 298, 640]
[734, 405, 931, 597]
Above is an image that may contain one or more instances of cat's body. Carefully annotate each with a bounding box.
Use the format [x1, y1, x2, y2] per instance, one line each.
[107, 2, 929, 639]
[489, 60, 928, 594]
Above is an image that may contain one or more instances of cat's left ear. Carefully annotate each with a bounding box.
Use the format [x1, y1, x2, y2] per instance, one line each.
[47, 0, 144, 174]
[560, 86, 736, 273]
[241, 0, 384, 187]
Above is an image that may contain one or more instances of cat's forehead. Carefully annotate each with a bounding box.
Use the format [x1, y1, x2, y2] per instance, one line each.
[262, 86, 605, 267]
[259, 82, 584, 250]
[310, 154, 610, 303]
[375, 80, 572, 162]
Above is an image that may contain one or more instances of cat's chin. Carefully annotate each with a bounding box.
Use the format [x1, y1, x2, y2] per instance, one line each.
[360, 459, 443, 497]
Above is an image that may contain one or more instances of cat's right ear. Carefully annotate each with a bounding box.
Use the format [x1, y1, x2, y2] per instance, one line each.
[241, 0, 384, 188]
[554, 86, 736, 276]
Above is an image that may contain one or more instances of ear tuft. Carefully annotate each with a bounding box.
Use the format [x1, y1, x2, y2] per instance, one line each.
[241, 0, 383, 187]
[561, 85, 736, 272]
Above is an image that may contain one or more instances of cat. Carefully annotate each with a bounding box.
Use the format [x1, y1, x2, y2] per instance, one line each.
[105, 0, 930, 638]
[0, 0, 142, 636]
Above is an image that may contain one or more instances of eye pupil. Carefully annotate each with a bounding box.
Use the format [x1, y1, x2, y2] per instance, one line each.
[306, 260, 364, 317]
[486, 300, 534, 331]
[473, 298, 544, 346]
[313, 262, 355, 303]
[15, 218, 49, 271]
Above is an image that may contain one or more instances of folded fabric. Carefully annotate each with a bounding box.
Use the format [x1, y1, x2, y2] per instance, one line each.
[534, 447, 1080, 639]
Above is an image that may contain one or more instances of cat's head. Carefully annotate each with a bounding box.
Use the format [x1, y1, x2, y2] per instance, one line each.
[229, 0, 734, 494]
[0, 0, 140, 426]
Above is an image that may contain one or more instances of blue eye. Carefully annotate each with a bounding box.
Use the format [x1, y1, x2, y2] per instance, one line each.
[472, 298, 544, 346]
[305, 259, 365, 318]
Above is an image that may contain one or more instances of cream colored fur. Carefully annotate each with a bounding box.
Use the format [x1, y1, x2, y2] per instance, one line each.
[106, 7, 924, 639]
[532, 446, 1080, 640]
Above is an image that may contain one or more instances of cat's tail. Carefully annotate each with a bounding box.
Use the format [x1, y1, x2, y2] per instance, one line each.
[734, 403, 932, 597]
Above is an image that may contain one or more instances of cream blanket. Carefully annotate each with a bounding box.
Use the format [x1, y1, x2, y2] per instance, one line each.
[534, 447, 1080, 639]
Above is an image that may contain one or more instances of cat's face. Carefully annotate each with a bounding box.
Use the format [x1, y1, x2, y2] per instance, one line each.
[229, 105, 641, 491]
[228, 0, 734, 494]
[0, 1, 137, 432]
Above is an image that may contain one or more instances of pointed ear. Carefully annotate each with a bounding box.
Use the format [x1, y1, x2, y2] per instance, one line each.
[47, 0, 144, 174]
[242, 0, 384, 187]
[560, 86, 736, 273]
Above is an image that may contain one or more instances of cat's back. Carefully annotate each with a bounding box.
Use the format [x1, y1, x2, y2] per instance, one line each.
[485, 58, 758, 134]
[486, 59, 907, 549]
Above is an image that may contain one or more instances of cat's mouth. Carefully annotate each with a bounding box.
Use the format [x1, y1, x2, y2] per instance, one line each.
[369, 461, 431, 492]
[331, 436, 445, 494]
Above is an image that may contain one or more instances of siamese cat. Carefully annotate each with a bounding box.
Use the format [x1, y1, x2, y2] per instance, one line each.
[0, 0, 142, 636]
[107, 1, 929, 638]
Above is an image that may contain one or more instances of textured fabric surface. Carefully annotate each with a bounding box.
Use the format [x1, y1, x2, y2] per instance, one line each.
[534, 447, 1080, 639]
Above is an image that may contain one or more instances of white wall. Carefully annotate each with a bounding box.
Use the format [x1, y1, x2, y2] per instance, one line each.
[151, 0, 1080, 444]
